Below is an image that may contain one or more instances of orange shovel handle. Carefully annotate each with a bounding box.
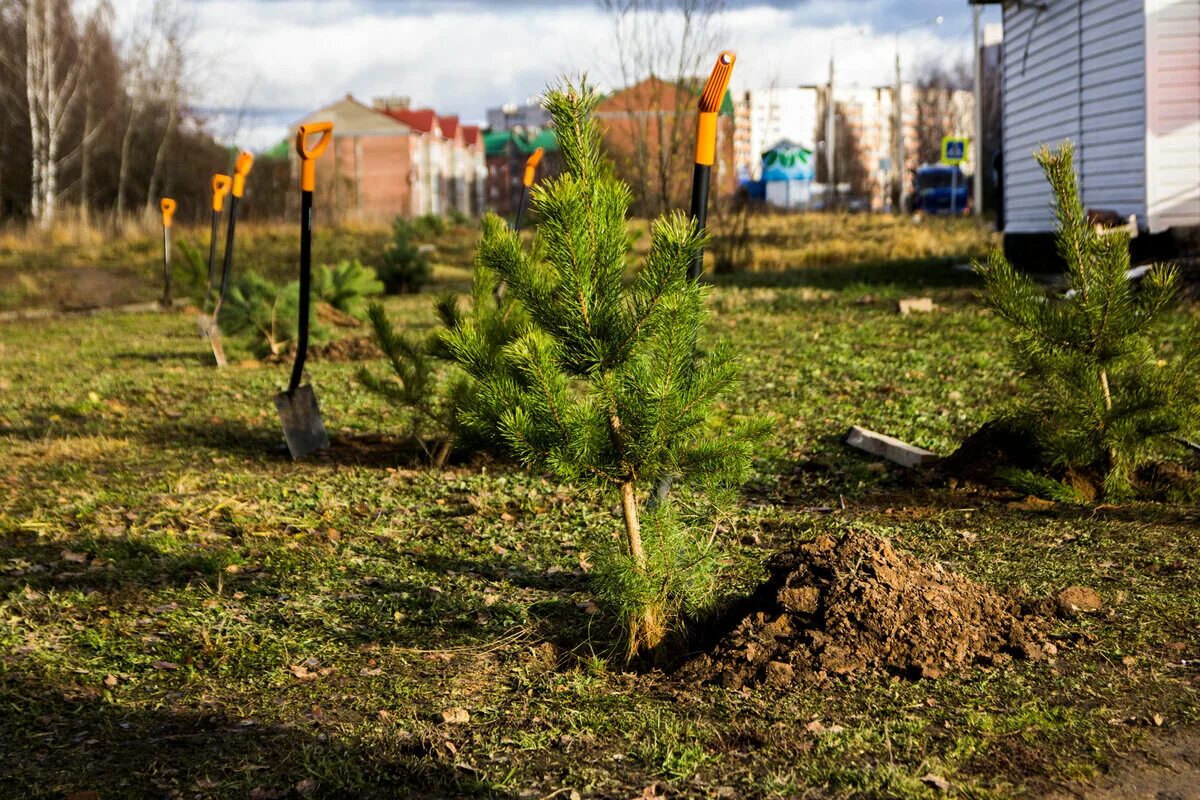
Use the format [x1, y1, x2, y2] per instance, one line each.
[160, 197, 177, 228]
[695, 50, 735, 166]
[232, 152, 254, 198]
[523, 147, 545, 188]
[212, 174, 232, 212]
[296, 121, 334, 192]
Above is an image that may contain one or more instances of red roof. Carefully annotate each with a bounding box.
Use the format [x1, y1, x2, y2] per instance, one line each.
[439, 115, 460, 139]
[462, 124, 480, 146]
[383, 107, 438, 133]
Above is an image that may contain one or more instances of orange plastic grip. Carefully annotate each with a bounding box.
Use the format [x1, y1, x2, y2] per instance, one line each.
[296, 121, 334, 192]
[695, 50, 735, 166]
[160, 198, 176, 228]
[211, 174, 232, 212]
[232, 151, 254, 198]
[522, 147, 545, 188]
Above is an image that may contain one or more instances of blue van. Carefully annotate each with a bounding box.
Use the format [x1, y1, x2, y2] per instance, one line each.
[912, 165, 970, 215]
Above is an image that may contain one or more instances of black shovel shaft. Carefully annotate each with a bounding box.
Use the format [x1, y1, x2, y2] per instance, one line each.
[214, 196, 239, 321]
[288, 189, 313, 395]
[161, 226, 172, 304]
[514, 186, 529, 232]
[688, 162, 711, 281]
[206, 209, 220, 297]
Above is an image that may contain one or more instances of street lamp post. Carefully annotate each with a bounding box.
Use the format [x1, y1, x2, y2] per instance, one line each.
[892, 15, 943, 215]
[826, 27, 866, 210]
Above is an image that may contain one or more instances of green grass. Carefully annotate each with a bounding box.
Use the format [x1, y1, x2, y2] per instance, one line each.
[1, 219, 1197, 798]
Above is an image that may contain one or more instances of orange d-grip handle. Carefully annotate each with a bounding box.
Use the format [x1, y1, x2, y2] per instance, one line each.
[296, 121, 334, 192]
[695, 50, 736, 166]
[211, 174, 232, 212]
[231, 151, 254, 198]
[523, 147, 544, 187]
[160, 198, 176, 228]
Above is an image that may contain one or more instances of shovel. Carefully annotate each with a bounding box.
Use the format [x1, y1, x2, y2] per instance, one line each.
[204, 153, 254, 367]
[159, 198, 176, 308]
[495, 146, 545, 304]
[274, 121, 334, 459]
[653, 49, 736, 504]
[197, 173, 233, 336]
[513, 146, 544, 232]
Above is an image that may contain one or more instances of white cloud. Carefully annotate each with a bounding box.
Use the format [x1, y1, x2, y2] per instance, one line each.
[146, 1, 987, 150]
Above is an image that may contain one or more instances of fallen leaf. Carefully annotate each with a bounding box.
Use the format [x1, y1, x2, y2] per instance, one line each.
[920, 773, 951, 792]
[437, 707, 470, 724]
[150, 661, 179, 670]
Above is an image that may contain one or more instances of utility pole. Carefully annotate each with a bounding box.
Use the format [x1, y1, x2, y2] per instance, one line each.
[826, 56, 836, 208]
[972, 5, 984, 217]
[895, 46, 905, 215]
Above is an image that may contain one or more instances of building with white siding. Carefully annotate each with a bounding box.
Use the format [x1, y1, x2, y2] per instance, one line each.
[974, 0, 1200, 258]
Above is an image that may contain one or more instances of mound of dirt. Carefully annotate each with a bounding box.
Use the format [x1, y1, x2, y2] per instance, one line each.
[684, 530, 1052, 688]
[310, 336, 382, 362]
[936, 420, 1041, 485]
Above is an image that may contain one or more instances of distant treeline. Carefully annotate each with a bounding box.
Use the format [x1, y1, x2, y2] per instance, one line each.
[0, 0, 270, 228]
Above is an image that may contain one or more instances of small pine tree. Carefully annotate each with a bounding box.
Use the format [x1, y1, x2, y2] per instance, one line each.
[358, 247, 527, 464]
[977, 141, 1200, 496]
[313, 259, 384, 318]
[222, 273, 328, 357]
[379, 217, 432, 294]
[443, 80, 768, 658]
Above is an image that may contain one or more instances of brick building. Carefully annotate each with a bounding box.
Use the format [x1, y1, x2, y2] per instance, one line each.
[596, 77, 736, 215]
[290, 95, 485, 221]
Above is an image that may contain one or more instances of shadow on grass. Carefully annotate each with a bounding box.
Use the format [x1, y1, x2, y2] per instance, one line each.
[711, 256, 979, 293]
[0, 671, 513, 799]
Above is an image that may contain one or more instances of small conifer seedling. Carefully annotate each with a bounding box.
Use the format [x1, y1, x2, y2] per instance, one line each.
[977, 141, 1199, 496]
[443, 80, 767, 658]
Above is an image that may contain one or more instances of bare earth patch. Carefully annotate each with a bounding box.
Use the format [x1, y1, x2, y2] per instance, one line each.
[684, 530, 1052, 687]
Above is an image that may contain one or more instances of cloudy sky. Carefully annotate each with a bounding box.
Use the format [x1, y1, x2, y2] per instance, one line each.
[118, 0, 999, 150]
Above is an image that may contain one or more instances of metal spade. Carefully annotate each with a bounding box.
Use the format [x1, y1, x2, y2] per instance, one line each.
[197, 173, 232, 338]
[275, 121, 334, 459]
[159, 198, 176, 308]
[205, 154, 254, 367]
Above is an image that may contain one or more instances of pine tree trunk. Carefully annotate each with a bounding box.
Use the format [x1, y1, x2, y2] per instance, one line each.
[618, 479, 664, 658]
[619, 480, 646, 568]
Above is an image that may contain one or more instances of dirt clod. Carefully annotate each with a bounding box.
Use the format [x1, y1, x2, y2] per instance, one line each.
[685, 530, 1051, 687]
[1056, 586, 1103, 618]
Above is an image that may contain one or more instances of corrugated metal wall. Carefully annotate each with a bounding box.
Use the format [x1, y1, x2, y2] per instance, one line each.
[1145, 0, 1200, 232]
[1002, 0, 1147, 234]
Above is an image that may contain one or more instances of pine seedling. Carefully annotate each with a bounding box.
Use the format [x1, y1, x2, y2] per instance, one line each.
[313, 260, 384, 318]
[977, 141, 1200, 496]
[379, 217, 432, 294]
[358, 242, 527, 464]
[443, 80, 768, 658]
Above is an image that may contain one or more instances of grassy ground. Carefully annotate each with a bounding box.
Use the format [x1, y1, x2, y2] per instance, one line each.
[1, 216, 1197, 799]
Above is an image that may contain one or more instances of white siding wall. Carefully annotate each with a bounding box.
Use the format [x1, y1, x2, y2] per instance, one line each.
[1002, 0, 1147, 233]
[1145, 0, 1200, 231]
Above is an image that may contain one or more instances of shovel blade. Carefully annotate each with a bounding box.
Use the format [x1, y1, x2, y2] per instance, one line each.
[198, 315, 228, 367]
[274, 384, 329, 459]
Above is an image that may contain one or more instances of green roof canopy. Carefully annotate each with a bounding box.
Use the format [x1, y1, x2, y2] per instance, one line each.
[484, 128, 559, 158]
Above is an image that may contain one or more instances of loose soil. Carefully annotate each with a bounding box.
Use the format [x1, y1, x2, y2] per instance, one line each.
[684, 530, 1052, 688]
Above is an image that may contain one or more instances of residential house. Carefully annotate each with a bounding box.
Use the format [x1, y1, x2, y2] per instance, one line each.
[969, 0, 1200, 263]
[290, 95, 486, 221]
[290, 95, 416, 222]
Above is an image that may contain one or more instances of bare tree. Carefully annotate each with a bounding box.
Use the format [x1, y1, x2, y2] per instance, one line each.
[24, 0, 96, 227]
[912, 58, 973, 167]
[814, 97, 870, 208]
[599, 0, 726, 216]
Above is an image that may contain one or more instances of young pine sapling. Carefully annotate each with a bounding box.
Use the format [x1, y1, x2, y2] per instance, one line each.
[977, 141, 1199, 496]
[444, 81, 767, 658]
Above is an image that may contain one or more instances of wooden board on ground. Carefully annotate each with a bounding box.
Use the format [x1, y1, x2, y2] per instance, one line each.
[843, 425, 938, 468]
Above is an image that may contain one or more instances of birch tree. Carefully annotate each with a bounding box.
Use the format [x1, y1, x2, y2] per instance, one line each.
[24, 0, 93, 227]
